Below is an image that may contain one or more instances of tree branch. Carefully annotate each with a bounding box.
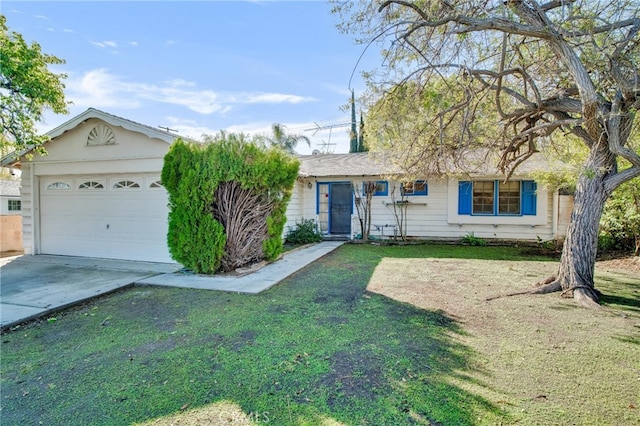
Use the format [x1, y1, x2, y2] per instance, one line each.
[604, 166, 640, 194]
[379, 0, 558, 39]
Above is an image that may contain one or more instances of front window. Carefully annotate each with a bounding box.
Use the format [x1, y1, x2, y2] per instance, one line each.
[472, 181, 495, 214]
[498, 181, 521, 215]
[8, 199, 21, 211]
[401, 180, 428, 196]
[459, 179, 536, 216]
[371, 181, 388, 196]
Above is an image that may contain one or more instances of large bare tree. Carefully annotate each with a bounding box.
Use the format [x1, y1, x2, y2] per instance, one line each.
[333, 0, 640, 307]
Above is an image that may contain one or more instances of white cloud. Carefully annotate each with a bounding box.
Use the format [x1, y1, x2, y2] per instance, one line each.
[164, 79, 196, 88]
[65, 69, 140, 108]
[142, 85, 229, 115]
[65, 69, 315, 115]
[244, 93, 316, 104]
[90, 40, 118, 48]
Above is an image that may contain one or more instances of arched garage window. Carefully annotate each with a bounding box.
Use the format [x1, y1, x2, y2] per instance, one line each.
[47, 182, 71, 190]
[78, 181, 105, 190]
[113, 180, 140, 189]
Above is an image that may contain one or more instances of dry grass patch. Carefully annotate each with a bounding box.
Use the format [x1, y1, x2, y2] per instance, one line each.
[367, 257, 640, 425]
[136, 401, 254, 426]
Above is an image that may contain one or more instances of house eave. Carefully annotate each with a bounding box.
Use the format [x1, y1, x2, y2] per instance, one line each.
[0, 108, 181, 167]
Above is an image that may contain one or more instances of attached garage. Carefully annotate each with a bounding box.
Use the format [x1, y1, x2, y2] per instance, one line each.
[40, 173, 171, 262]
[5, 108, 178, 264]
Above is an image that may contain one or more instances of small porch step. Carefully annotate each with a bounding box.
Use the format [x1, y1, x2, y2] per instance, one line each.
[322, 234, 350, 241]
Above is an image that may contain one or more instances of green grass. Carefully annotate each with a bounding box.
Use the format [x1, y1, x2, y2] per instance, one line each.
[1, 244, 636, 425]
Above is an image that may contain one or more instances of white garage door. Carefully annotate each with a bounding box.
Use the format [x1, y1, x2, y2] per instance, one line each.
[40, 174, 173, 263]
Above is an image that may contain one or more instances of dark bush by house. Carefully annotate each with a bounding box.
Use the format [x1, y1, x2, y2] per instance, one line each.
[285, 218, 322, 245]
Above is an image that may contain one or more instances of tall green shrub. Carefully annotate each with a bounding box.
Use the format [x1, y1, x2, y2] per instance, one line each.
[599, 179, 640, 255]
[161, 135, 299, 274]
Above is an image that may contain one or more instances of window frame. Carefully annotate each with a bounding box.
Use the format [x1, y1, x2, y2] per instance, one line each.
[46, 181, 72, 191]
[459, 179, 537, 217]
[112, 179, 141, 190]
[148, 180, 164, 189]
[370, 180, 388, 196]
[497, 180, 521, 215]
[400, 180, 428, 196]
[472, 181, 496, 215]
[8, 199, 21, 212]
[78, 180, 105, 190]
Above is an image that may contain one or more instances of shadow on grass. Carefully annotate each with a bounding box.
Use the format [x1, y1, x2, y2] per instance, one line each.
[349, 241, 558, 262]
[597, 273, 640, 314]
[1, 244, 508, 425]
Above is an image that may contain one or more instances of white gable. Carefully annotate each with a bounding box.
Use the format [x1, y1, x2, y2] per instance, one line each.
[36, 118, 170, 163]
[25, 110, 177, 175]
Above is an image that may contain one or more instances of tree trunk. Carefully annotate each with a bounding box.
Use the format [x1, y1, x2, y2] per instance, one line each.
[554, 172, 609, 307]
[533, 127, 618, 307]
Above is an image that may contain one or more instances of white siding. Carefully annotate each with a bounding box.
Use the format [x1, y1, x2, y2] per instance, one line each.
[286, 176, 558, 242]
[283, 180, 306, 237]
[20, 163, 34, 255]
[556, 195, 574, 242]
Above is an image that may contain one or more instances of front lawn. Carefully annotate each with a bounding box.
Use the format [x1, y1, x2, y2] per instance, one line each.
[1, 244, 638, 425]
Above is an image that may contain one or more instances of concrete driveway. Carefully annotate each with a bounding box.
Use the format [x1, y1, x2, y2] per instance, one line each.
[0, 242, 346, 331]
[0, 255, 180, 330]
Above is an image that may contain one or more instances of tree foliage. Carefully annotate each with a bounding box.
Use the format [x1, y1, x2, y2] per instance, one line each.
[365, 78, 501, 176]
[333, 0, 640, 307]
[0, 15, 68, 155]
[600, 179, 640, 255]
[263, 123, 310, 154]
[532, 124, 640, 255]
[161, 134, 299, 274]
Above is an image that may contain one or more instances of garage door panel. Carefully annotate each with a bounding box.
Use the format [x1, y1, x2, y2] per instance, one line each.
[40, 174, 172, 263]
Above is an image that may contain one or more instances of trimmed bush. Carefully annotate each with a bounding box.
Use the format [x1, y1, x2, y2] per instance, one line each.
[285, 218, 323, 245]
[161, 135, 299, 274]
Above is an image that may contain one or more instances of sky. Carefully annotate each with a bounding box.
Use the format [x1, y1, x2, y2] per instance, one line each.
[3, 0, 379, 154]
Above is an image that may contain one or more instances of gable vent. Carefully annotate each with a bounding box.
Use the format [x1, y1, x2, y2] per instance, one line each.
[87, 124, 116, 146]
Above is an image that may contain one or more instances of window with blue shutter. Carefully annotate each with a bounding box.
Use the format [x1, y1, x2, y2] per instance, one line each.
[458, 179, 538, 216]
[458, 181, 472, 214]
[371, 181, 388, 196]
[521, 180, 537, 215]
[401, 180, 428, 196]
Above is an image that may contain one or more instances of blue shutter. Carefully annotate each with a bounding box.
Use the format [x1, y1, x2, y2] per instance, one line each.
[522, 180, 537, 215]
[458, 181, 472, 215]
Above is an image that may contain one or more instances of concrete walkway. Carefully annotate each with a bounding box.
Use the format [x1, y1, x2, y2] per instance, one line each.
[136, 241, 344, 293]
[0, 241, 344, 330]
